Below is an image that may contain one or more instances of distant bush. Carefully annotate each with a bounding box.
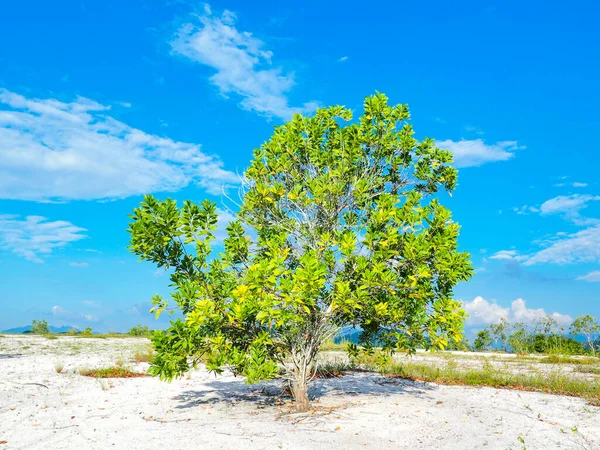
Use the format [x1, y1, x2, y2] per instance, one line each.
[128, 324, 151, 336]
[473, 329, 492, 352]
[31, 319, 50, 335]
[81, 327, 93, 336]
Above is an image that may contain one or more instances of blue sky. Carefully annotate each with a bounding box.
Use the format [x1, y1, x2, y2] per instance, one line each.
[0, 0, 598, 333]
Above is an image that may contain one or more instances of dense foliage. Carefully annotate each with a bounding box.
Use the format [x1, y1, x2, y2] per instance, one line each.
[128, 93, 473, 410]
[30, 319, 50, 335]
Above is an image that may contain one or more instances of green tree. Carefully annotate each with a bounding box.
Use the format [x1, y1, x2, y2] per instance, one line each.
[128, 93, 473, 411]
[31, 319, 50, 335]
[82, 327, 93, 336]
[570, 315, 599, 357]
[473, 329, 492, 352]
[490, 318, 509, 351]
[507, 322, 532, 354]
[534, 315, 563, 354]
[129, 324, 151, 337]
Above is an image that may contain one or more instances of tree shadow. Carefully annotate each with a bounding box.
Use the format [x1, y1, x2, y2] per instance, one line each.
[174, 371, 434, 410]
[0, 354, 23, 360]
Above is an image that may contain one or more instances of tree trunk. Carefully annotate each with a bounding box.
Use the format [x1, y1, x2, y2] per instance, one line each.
[290, 351, 314, 412]
[292, 378, 310, 412]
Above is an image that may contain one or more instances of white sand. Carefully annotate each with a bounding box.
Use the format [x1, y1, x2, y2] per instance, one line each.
[1, 335, 599, 450]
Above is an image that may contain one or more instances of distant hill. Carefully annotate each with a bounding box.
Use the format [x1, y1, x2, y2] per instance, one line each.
[2, 325, 80, 334]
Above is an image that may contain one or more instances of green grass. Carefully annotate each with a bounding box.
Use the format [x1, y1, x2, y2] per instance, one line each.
[575, 366, 600, 375]
[133, 345, 155, 363]
[540, 354, 599, 365]
[320, 338, 348, 352]
[79, 366, 148, 378]
[379, 361, 600, 406]
[313, 358, 357, 378]
[72, 333, 149, 339]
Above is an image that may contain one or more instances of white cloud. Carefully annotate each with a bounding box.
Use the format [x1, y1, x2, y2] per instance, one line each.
[572, 182, 588, 188]
[463, 296, 572, 326]
[52, 305, 98, 325]
[524, 225, 600, 266]
[489, 250, 526, 262]
[577, 270, 600, 282]
[436, 139, 523, 168]
[338, 56, 349, 62]
[463, 296, 508, 325]
[170, 5, 318, 120]
[512, 205, 540, 215]
[0, 215, 87, 263]
[0, 88, 238, 201]
[69, 262, 89, 267]
[539, 194, 600, 220]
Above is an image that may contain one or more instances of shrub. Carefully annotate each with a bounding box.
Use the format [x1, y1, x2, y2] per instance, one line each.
[79, 366, 148, 378]
[128, 324, 151, 337]
[31, 319, 50, 335]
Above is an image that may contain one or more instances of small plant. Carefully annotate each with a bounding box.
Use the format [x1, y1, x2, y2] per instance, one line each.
[313, 358, 356, 378]
[133, 346, 155, 363]
[575, 365, 600, 375]
[81, 327, 93, 336]
[79, 366, 148, 378]
[540, 355, 597, 365]
[54, 362, 65, 373]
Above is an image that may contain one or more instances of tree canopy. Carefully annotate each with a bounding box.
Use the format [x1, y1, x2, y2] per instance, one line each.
[128, 93, 473, 410]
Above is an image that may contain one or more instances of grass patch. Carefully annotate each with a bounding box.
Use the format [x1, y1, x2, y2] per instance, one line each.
[320, 338, 348, 352]
[73, 333, 147, 339]
[79, 366, 148, 378]
[133, 346, 155, 363]
[540, 355, 598, 365]
[381, 361, 600, 406]
[575, 366, 600, 375]
[54, 361, 65, 373]
[313, 358, 356, 378]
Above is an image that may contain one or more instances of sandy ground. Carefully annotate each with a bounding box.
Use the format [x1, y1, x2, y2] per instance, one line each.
[1, 335, 599, 450]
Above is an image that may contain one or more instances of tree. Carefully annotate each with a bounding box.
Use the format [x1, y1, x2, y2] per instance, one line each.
[534, 315, 564, 354]
[473, 329, 492, 352]
[128, 93, 473, 411]
[507, 322, 531, 354]
[31, 319, 50, 335]
[489, 318, 509, 351]
[129, 324, 151, 337]
[570, 315, 599, 357]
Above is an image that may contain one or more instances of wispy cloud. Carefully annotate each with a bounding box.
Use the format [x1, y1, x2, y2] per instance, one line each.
[577, 270, 600, 282]
[539, 194, 600, 223]
[0, 215, 87, 262]
[52, 305, 98, 326]
[489, 249, 526, 262]
[337, 56, 348, 63]
[0, 88, 238, 202]
[493, 225, 600, 267]
[463, 296, 572, 326]
[69, 262, 89, 268]
[170, 4, 318, 120]
[523, 225, 600, 266]
[512, 205, 540, 215]
[436, 139, 523, 168]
